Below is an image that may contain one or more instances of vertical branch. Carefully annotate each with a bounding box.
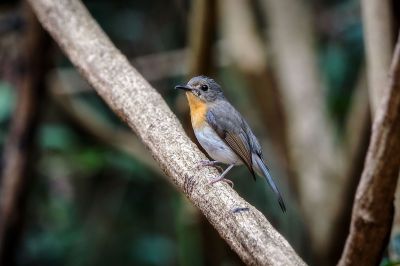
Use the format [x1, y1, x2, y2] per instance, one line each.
[261, 0, 346, 254]
[361, 1, 400, 263]
[188, 0, 216, 77]
[361, 0, 394, 116]
[0, 3, 48, 263]
[325, 69, 371, 263]
[338, 32, 400, 266]
[262, 1, 374, 264]
[218, 0, 292, 188]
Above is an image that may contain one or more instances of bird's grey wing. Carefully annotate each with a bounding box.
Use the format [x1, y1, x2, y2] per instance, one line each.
[207, 102, 256, 180]
[208, 101, 286, 211]
[241, 118, 263, 156]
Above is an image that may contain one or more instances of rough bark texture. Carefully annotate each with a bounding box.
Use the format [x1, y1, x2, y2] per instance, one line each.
[361, 1, 400, 262]
[338, 33, 400, 266]
[361, 3, 400, 262]
[361, 0, 394, 116]
[28, 0, 305, 265]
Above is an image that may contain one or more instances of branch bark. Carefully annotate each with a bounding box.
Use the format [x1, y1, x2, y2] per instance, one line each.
[338, 32, 400, 266]
[27, 0, 305, 264]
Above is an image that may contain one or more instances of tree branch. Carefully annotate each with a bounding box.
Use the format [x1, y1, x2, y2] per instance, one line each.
[361, 0, 394, 116]
[338, 31, 400, 266]
[361, 2, 400, 262]
[28, 0, 305, 264]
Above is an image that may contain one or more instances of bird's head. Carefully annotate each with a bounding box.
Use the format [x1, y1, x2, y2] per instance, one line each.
[175, 76, 224, 103]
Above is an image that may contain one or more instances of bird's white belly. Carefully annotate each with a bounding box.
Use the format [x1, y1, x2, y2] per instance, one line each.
[194, 125, 241, 165]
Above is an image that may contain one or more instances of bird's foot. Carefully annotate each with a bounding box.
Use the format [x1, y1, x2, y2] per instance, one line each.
[209, 176, 234, 188]
[196, 160, 223, 172]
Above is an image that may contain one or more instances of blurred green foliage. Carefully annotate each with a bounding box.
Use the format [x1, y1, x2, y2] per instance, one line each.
[0, 81, 15, 123]
[21, 121, 179, 266]
[0, 0, 374, 265]
[318, 0, 364, 128]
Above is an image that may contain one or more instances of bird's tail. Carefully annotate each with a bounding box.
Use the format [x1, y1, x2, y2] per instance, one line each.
[253, 155, 286, 212]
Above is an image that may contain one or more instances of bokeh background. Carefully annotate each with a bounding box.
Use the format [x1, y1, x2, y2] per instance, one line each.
[0, 0, 398, 265]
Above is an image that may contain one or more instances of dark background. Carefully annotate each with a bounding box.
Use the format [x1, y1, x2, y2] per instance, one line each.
[0, 0, 397, 265]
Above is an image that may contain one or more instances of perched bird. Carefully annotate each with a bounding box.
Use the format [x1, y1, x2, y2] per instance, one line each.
[175, 76, 286, 212]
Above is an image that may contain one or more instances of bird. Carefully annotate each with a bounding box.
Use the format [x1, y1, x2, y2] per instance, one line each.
[175, 76, 286, 212]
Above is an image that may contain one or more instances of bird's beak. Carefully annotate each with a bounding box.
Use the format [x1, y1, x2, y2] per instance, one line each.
[174, 84, 192, 91]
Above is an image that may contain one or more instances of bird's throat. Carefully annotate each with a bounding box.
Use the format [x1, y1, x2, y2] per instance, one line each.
[186, 92, 207, 129]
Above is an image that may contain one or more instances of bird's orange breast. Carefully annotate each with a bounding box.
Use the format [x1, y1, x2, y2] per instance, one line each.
[186, 92, 207, 129]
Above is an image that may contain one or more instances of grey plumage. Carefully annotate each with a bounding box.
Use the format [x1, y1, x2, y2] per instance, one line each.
[208, 99, 286, 212]
[207, 99, 258, 178]
[253, 155, 286, 212]
[175, 76, 286, 212]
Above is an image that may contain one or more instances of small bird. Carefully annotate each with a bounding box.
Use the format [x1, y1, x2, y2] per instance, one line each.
[175, 76, 286, 212]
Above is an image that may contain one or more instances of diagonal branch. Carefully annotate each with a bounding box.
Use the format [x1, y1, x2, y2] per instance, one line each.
[27, 0, 305, 264]
[338, 31, 400, 266]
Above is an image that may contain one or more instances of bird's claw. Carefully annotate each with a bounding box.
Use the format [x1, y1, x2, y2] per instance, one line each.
[196, 160, 223, 172]
[209, 177, 234, 188]
[197, 160, 234, 187]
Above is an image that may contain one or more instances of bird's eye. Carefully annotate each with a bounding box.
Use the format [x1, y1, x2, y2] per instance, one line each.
[201, 84, 209, 91]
